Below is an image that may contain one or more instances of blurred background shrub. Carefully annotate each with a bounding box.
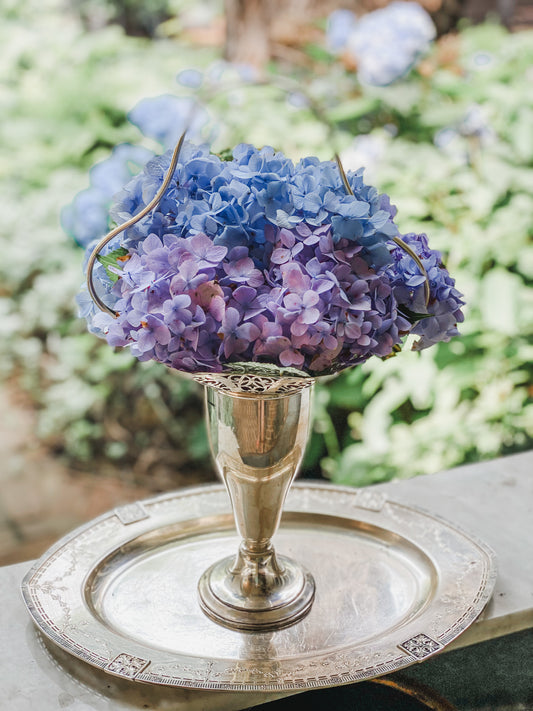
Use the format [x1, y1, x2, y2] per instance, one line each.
[0, 0, 531, 490]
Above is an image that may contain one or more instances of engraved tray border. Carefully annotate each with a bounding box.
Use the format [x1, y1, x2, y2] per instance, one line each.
[21, 482, 497, 691]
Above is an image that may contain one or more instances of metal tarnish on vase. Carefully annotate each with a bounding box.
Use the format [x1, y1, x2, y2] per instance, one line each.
[20, 482, 497, 691]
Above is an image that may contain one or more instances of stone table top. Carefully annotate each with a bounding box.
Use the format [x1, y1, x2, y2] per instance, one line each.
[1, 451, 532, 710]
[372, 450, 533, 650]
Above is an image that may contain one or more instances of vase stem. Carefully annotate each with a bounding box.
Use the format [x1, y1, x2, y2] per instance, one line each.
[197, 379, 316, 631]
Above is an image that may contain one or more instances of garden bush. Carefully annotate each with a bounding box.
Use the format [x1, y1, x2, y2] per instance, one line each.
[1, 1, 531, 486]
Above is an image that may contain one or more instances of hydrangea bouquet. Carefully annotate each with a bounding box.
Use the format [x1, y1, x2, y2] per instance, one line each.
[82, 137, 464, 377]
[78, 135, 474, 639]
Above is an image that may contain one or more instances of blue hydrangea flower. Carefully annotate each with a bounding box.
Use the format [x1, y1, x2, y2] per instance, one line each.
[106, 142, 399, 269]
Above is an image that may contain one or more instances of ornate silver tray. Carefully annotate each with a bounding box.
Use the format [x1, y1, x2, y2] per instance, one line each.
[21, 482, 496, 691]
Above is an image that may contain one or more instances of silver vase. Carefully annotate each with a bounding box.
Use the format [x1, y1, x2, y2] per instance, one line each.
[196, 373, 316, 631]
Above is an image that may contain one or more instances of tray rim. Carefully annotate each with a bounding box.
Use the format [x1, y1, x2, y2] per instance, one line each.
[21, 481, 498, 692]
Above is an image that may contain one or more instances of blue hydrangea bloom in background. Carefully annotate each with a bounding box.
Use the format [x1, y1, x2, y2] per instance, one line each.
[327, 2, 436, 86]
[81, 141, 464, 375]
[62, 144, 154, 248]
[326, 9, 358, 53]
[63, 94, 211, 249]
[128, 94, 209, 150]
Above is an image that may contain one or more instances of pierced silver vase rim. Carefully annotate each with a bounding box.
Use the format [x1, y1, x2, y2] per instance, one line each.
[192, 372, 314, 396]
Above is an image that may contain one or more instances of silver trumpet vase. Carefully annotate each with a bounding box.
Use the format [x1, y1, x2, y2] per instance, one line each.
[197, 375, 316, 631]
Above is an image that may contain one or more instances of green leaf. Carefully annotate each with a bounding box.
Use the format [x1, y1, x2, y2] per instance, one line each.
[304, 43, 334, 64]
[398, 306, 434, 323]
[217, 147, 234, 161]
[97, 247, 129, 284]
[479, 268, 522, 336]
[327, 97, 380, 123]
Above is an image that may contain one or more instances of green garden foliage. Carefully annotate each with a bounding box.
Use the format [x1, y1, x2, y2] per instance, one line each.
[1, 1, 531, 485]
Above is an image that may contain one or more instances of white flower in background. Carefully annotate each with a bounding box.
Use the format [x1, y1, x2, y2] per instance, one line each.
[459, 104, 496, 146]
[339, 133, 388, 182]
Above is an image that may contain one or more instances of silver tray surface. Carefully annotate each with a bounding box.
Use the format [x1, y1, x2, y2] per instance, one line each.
[21, 482, 496, 691]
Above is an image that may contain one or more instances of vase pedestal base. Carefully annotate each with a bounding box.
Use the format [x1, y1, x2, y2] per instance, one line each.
[197, 545, 316, 632]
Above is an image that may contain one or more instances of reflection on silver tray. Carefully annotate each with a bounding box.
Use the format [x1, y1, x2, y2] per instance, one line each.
[21, 483, 496, 691]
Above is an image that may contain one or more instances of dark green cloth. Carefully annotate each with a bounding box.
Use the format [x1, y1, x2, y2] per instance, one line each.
[246, 629, 533, 710]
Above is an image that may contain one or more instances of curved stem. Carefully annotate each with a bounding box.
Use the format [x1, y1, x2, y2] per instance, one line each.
[86, 132, 186, 317]
[86, 84, 430, 320]
[335, 153, 430, 307]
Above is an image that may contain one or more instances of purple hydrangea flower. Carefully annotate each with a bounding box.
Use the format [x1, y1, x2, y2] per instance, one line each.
[220, 307, 261, 358]
[130, 314, 171, 357]
[387, 233, 465, 349]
